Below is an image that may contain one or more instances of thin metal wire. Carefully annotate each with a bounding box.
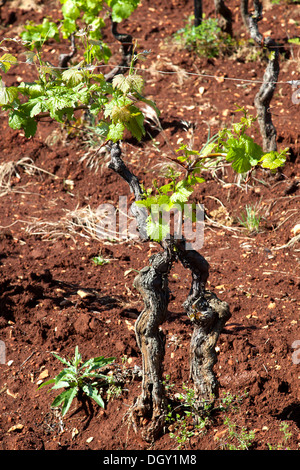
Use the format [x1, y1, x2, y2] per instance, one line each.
[1, 58, 299, 86]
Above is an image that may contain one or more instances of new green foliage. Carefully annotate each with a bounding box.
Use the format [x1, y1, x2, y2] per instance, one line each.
[0, 33, 156, 141]
[20, 18, 60, 50]
[20, 0, 141, 62]
[0, 65, 108, 136]
[0, 53, 18, 73]
[238, 204, 261, 233]
[136, 107, 287, 242]
[0, 35, 288, 243]
[107, 0, 141, 23]
[217, 107, 288, 173]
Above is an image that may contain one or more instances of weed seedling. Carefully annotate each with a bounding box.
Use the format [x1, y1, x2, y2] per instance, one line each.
[165, 382, 211, 448]
[39, 346, 115, 417]
[217, 416, 256, 450]
[267, 421, 293, 450]
[238, 204, 261, 233]
[92, 254, 110, 266]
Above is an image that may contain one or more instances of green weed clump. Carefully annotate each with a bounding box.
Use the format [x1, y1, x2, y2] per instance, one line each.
[39, 346, 116, 417]
[174, 16, 234, 58]
[164, 376, 249, 449]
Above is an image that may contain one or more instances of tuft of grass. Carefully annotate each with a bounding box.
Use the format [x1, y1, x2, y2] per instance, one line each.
[237, 204, 261, 233]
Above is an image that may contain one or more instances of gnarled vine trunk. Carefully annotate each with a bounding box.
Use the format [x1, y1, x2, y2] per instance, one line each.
[108, 142, 231, 441]
[194, 0, 203, 27]
[59, 33, 76, 69]
[131, 248, 174, 441]
[185, 291, 231, 411]
[104, 19, 133, 82]
[242, 0, 279, 152]
[214, 0, 233, 36]
[175, 239, 230, 411]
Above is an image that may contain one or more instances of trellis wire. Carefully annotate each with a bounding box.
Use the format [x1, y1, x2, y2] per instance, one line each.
[1, 58, 299, 87]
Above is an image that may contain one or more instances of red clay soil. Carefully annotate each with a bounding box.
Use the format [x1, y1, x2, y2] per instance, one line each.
[0, 0, 299, 452]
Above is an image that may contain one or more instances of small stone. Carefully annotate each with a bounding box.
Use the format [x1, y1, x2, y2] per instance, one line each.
[37, 369, 49, 381]
[77, 289, 91, 299]
[214, 429, 227, 441]
[7, 389, 18, 399]
[291, 224, 300, 237]
[7, 424, 24, 433]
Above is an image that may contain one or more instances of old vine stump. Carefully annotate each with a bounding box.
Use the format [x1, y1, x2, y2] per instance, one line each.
[186, 290, 231, 411]
[129, 249, 173, 441]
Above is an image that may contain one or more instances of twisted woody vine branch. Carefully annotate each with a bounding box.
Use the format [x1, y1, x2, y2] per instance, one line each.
[214, 0, 233, 36]
[241, 0, 279, 152]
[104, 19, 134, 82]
[108, 141, 231, 440]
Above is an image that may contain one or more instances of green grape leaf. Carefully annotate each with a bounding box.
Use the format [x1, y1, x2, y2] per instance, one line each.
[44, 87, 79, 121]
[225, 134, 263, 173]
[259, 149, 287, 169]
[8, 109, 26, 129]
[156, 194, 172, 208]
[0, 53, 18, 73]
[146, 214, 170, 242]
[107, 122, 125, 141]
[95, 121, 109, 136]
[62, 67, 85, 86]
[188, 174, 205, 185]
[109, 0, 140, 22]
[104, 96, 132, 119]
[89, 42, 112, 63]
[62, 18, 77, 36]
[8, 109, 37, 137]
[88, 16, 106, 34]
[29, 98, 48, 117]
[135, 195, 158, 209]
[23, 118, 38, 138]
[20, 19, 60, 50]
[18, 82, 44, 98]
[0, 81, 18, 105]
[158, 182, 175, 194]
[170, 185, 193, 204]
[61, 0, 80, 20]
[110, 105, 132, 123]
[112, 74, 144, 95]
[124, 109, 145, 141]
